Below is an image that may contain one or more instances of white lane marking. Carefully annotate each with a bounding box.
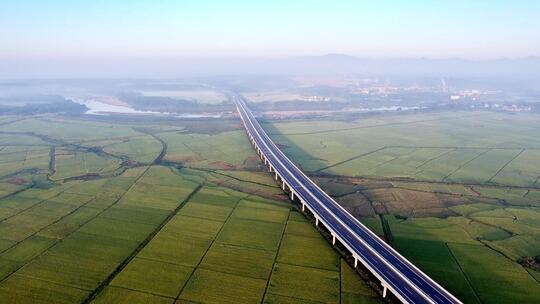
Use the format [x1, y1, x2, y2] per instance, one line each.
[237, 98, 460, 304]
[237, 100, 435, 303]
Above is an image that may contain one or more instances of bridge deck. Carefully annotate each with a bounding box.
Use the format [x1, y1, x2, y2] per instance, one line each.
[234, 96, 461, 304]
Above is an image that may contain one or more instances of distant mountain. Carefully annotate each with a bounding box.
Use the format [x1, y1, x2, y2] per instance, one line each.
[263, 54, 540, 77]
[1, 54, 539, 78]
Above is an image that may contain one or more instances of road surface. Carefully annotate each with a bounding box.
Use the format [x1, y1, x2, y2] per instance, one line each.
[234, 95, 461, 304]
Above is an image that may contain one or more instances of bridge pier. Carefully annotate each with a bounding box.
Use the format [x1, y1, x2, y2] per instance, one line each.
[237, 99, 461, 304]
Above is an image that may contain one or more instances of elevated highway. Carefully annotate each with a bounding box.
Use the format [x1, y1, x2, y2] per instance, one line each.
[234, 95, 461, 304]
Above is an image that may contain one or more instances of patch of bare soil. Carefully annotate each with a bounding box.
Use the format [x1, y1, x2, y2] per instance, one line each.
[208, 161, 236, 170]
[338, 193, 377, 217]
[437, 194, 471, 207]
[364, 188, 451, 217]
[216, 179, 288, 202]
[411, 207, 455, 218]
[122, 159, 140, 167]
[5, 177, 26, 185]
[242, 156, 263, 170]
[63, 173, 101, 182]
[334, 176, 394, 189]
[164, 155, 205, 163]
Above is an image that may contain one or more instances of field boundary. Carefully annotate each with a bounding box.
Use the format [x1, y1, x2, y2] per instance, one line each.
[415, 149, 455, 169]
[0, 166, 152, 285]
[81, 182, 204, 304]
[261, 210, 291, 301]
[316, 146, 387, 172]
[445, 243, 482, 303]
[442, 149, 490, 182]
[172, 193, 248, 302]
[487, 149, 525, 182]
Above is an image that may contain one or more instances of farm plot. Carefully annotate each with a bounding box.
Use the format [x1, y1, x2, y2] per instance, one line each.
[0, 166, 199, 302]
[491, 149, 540, 187]
[388, 215, 540, 303]
[449, 243, 540, 304]
[51, 149, 121, 180]
[267, 111, 540, 302]
[103, 134, 162, 164]
[92, 183, 381, 304]
[0, 117, 140, 142]
[269, 112, 540, 186]
[0, 146, 50, 178]
[160, 130, 254, 169]
[444, 149, 523, 184]
[11, 111, 532, 303]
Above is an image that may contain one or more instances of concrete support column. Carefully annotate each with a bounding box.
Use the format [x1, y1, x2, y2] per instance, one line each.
[332, 234, 336, 245]
[382, 285, 387, 298]
[302, 203, 305, 212]
[290, 191, 295, 201]
[315, 217, 319, 226]
[354, 258, 358, 268]
[282, 182, 286, 191]
[275, 172, 278, 180]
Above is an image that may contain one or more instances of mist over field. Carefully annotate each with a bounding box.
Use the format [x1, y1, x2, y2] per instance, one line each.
[3, 55, 540, 79]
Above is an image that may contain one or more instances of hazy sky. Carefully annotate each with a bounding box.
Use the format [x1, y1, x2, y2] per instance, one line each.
[1, 0, 539, 61]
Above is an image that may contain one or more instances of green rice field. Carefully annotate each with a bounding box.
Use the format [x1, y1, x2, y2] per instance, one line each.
[265, 111, 540, 303]
[0, 115, 381, 304]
